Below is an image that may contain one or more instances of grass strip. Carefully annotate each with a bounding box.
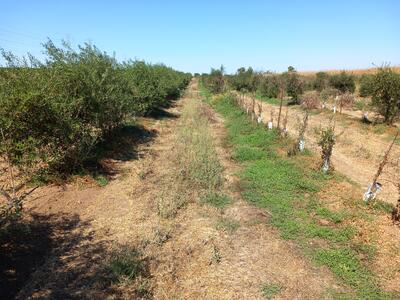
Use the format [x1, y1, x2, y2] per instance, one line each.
[201, 88, 392, 299]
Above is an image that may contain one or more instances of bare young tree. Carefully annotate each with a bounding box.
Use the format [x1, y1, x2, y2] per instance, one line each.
[268, 108, 275, 130]
[288, 110, 309, 155]
[240, 90, 245, 107]
[364, 131, 399, 203]
[338, 92, 355, 114]
[301, 91, 321, 110]
[281, 106, 289, 137]
[257, 102, 263, 123]
[251, 96, 256, 122]
[318, 122, 336, 173]
[277, 87, 285, 130]
[385, 156, 400, 224]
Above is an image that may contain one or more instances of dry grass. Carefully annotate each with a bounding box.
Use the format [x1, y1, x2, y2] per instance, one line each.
[156, 97, 225, 218]
[176, 98, 223, 191]
[299, 66, 400, 76]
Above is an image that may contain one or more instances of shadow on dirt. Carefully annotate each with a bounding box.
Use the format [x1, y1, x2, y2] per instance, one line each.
[0, 212, 150, 299]
[147, 106, 179, 120]
[82, 105, 178, 180]
[0, 106, 175, 298]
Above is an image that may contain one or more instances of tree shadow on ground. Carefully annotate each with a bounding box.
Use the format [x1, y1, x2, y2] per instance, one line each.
[147, 106, 179, 120]
[85, 123, 157, 169]
[0, 212, 150, 299]
[81, 105, 178, 180]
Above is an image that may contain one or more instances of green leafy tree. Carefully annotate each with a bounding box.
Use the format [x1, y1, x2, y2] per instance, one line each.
[258, 74, 281, 98]
[282, 66, 303, 104]
[369, 67, 400, 124]
[313, 72, 330, 92]
[359, 74, 374, 97]
[329, 71, 355, 93]
[230, 67, 260, 93]
[205, 66, 225, 93]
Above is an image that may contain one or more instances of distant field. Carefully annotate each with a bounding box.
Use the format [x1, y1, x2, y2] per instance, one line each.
[299, 66, 400, 76]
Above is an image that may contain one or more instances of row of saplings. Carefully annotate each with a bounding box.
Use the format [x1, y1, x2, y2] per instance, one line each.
[204, 65, 400, 125]
[202, 68, 400, 225]
[0, 40, 191, 226]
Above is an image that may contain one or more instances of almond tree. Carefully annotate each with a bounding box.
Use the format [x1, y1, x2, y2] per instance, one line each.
[386, 156, 400, 224]
[318, 123, 336, 173]
[288, 110, 309, 155]
[364, 131, 399, 203]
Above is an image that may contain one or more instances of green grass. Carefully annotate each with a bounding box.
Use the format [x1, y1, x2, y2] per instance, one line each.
[314, 247, 384, 298]
[355, 99, 368, 111]
[200, 192, 232, 209]
[216, 217, 240, 233]
[370, 200, 394, 214]
[95, 174, 109, 186]
[255, 91, 284, 105]
[104, 246, 144, 283]
[261, 282, 283, 299]
[372, 123, 388, 135]
[202, 90, 393, 299]
[233, 145, 266, 162]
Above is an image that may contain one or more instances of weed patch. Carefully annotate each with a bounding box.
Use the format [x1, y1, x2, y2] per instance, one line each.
[103, 246, 145, 284]
[200, 192, 231, 209]
[95, 175, 109, 187]
[216, 217, 240, 233]
[261, 282, 282, 299]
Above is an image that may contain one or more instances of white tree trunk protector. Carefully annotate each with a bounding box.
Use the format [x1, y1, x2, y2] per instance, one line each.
[257, 116, 263, 124]
[322, 159, 329, 173]
[299, 139, 305, 152]
[363, 183, 382, 203]
[268, 121, 273, 130]
[333, 105, 337, 114]
[246, 107, 249, 114]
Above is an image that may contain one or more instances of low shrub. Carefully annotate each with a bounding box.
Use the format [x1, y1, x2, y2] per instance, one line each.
[103, 246, 144, 283]
[301, 90, 321, 109]
[329, 71, 355, 93]
[369, 67, 400, 124]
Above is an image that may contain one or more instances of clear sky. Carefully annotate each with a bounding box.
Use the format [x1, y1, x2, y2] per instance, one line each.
[0, 0, 399, 74]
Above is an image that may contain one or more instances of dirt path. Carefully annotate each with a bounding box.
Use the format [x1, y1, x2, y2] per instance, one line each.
[11, 81, 345, 299]
[238, 93, 400, 205]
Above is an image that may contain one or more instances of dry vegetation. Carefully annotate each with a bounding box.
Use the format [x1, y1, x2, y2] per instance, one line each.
[299, 66, 400, 76]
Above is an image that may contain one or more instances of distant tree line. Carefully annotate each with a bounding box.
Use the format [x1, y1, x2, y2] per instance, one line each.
[203, 65, 400, 125]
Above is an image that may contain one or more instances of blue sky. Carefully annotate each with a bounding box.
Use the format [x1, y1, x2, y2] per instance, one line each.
[0, 0, 399, 73]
